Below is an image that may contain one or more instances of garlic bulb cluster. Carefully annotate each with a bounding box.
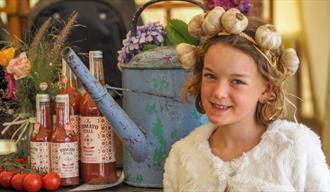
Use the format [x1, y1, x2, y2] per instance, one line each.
[176, 43, 198, 70]
[180, 6, 300, 76]
[281, 48, 300, 76]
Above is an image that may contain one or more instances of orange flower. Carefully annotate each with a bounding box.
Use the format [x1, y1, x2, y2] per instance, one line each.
[0, 47, 16, 66]
[6, 52, 32, 80]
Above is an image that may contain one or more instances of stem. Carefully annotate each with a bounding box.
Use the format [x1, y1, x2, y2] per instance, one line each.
[11, 123, 25, 139]
[16, 123, 29, 143]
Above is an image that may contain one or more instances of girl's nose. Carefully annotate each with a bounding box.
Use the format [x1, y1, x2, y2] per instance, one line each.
[212, 81, 229, 99]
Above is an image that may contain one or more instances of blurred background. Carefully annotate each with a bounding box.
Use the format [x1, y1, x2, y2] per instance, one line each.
[0, 0, 329, 162]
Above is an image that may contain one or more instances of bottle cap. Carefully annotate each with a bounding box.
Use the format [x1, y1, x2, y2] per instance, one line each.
[36, 94, 49, 102]
[56, 94, 69, 103]
[89, 50, 103, 58]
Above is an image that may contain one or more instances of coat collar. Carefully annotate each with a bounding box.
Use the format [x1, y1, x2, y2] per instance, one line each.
[185, 119, 296, 183]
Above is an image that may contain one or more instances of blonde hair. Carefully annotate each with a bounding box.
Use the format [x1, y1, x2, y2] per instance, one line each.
[182, 17, 289, 125]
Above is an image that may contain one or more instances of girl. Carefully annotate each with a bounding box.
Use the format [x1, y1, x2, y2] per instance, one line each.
[164, 7, 330, 191]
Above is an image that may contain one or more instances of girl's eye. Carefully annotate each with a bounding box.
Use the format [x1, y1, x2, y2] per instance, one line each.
[232, 79, 245, 85]
[203, 73, 216, 80]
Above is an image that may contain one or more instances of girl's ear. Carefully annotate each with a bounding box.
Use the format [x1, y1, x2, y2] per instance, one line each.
[259, 82, 275, 104]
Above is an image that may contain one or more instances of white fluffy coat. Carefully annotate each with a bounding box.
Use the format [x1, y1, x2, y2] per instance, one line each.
[163, 119, 330, 191]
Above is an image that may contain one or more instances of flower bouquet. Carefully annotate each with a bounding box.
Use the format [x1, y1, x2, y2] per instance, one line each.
[0, 12, 78, 155]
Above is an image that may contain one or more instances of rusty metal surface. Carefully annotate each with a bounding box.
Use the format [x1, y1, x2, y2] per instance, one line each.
[121, 46, 207, 187]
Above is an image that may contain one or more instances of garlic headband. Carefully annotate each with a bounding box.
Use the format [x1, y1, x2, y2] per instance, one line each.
[176, 6, 300, 77]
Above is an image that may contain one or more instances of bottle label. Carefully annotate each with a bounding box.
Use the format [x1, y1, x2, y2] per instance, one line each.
[30, 141, 50, 172]
[32, 122, 40, 137]
[70, 115, 80, 160]
[80, 116, 115, 163]
[51, 142, 79, 178]
[70, 115, 79, 135]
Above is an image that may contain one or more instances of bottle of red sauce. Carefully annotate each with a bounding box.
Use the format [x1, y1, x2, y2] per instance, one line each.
[79, 51, 117, 184]
[51, 94, 79, 186]
[60, 59, 81, 164]
[30, 94, 52, 172]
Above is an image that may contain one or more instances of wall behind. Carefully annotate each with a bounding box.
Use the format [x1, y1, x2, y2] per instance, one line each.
[301, 0, 330, 120]
[300, 0, 330, 162]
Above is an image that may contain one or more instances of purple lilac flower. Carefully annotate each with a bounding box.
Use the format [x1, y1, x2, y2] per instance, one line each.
[117, 22, 165, 65]
[203, 0, 250, 14]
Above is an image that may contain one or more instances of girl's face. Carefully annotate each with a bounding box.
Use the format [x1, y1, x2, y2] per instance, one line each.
[201, 43, 269, 127]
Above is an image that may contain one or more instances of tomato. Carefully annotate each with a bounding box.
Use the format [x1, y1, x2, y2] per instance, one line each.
[0, 170, 15, 188]
[11, 173, 28, 190]
[23, 173, 42, 192]
[17, 157, 26, 164]
[43, 171, 61, 190]
[8, 167, 19, 174]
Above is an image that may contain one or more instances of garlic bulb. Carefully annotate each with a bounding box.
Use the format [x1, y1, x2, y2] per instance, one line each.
[281, 48, 300, 76]
[221, 8, 248, 34]
[176, 43, 197, 70]
[188, 13, 205, 37]
[202, 6, 225, 36]
[255, 24, 282, 50]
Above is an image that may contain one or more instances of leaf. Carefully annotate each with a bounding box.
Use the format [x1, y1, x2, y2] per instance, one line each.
[164, 19, 198, 46]
[143, 44, 158, 51]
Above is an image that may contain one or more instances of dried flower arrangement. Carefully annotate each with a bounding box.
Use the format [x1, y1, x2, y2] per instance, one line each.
[0, 12, 78, 144]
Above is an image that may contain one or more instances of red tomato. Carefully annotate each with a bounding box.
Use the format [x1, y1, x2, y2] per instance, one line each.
[17, 158, 26, 164]
[8, 167, 19, 174]
[11, 173, 28, 190]
[43, 171, 61, 190]
[0, 170, 15, 188]
[23, 173, 42, 192]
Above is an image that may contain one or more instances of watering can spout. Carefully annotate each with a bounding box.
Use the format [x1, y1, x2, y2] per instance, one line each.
[62, 47, 148, 162]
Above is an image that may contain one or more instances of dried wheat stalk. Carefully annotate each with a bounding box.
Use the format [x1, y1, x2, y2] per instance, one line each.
[48, 12, 78, 63]
[28, 17, 52, 64]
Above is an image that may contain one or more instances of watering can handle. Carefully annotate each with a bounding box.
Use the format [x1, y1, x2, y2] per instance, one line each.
[131, 0, 206, 36]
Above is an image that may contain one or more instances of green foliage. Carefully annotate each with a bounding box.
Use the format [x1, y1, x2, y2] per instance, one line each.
[164, 19, 198, 46]
[16, 38, 61, 114]
[143, 44, 158, 51]
[15, 13, 77, 114]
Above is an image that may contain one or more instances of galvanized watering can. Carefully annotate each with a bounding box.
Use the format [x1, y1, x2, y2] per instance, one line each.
[62, 0, 206, 187]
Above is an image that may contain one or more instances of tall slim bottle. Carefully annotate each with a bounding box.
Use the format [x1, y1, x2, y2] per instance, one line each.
[30, 94, 52, 172]
[51, 94, 79, 186]
[79, 51, 117, 184]
[60, 59, 81, 164]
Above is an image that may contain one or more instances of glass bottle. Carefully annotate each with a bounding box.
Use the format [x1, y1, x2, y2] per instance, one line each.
[79, 51, 117, 184]
[60, 59, 81, 164]
[30, 94, 52, 172]
[60, 58, 81, 124]
[51, 94, 79, 186]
